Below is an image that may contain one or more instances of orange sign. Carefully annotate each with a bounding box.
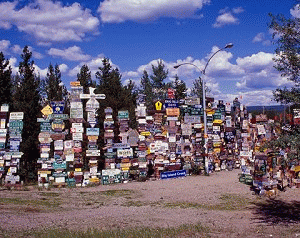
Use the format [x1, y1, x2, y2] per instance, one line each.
[70, 81, 81, 87]
[166, 108, 180, 116]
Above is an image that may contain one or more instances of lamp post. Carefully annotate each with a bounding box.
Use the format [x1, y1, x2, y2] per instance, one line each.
[174, 43, 233, 175]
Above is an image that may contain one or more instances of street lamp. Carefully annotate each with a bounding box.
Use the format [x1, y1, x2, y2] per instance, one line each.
[174, 43, 233, 175]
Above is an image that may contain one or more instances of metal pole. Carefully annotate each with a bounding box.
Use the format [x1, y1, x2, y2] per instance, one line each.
[174, 43, 233, 176]
[202, 75, 208, 175]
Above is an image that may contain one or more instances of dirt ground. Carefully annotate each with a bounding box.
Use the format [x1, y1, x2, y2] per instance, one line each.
[0, 169, 299, 238]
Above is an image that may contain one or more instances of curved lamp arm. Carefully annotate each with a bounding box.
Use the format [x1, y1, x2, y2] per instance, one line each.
[174, 43, 233, 74]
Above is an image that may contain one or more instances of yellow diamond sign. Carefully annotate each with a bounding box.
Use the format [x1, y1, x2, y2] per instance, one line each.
[41, 105, 53, 116]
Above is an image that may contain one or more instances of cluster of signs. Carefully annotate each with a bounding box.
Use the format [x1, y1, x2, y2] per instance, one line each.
[36, 83, 106, 187]
[0, 104, 23, 184]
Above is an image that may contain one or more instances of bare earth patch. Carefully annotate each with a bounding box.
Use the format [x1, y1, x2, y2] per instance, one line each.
[0, 170, 299, 237]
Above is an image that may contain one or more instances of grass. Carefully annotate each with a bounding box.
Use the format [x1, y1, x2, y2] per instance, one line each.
[162, 193, 252, 211]
[0, 197, 60, 209]
[4, 223, 211, 238]
[38, 192, 60, 197]
[100, 189, 135, 197]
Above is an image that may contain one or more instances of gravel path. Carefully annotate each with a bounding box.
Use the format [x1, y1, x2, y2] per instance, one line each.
[0, 169, 299, 237]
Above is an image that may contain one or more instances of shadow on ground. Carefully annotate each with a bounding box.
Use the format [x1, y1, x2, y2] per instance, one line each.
[251, 199, 300, 225]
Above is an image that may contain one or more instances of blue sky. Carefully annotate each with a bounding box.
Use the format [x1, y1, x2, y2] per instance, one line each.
[0, 0, 297, 106]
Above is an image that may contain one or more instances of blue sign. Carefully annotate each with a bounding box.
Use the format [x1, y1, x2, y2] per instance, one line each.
[165, 99, 179, 108]
[51, 101, 65, 114]
[160, 170, 186, 180]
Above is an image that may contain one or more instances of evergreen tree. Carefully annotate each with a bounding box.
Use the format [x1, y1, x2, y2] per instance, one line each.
[15, 46, 41, 182]
[95, 58, 124, 143]
[43, 63, 68, 102]
[139, 70, 154, 110]
[150, 60, 168, 101]
[173, 74, 187, 100]
[190, 77, 210, 104]
[77, 64, 96, 94]
[123, 79, 138, 129]
[0, 52, 12, 107]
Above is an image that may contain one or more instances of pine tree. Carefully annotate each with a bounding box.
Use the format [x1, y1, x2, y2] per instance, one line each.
[173, 74, 187, 100]
[123, 79, 138, 129]
[43, 63, 68, 102]
[95, 58, 124, 143]
[14, 46, 41, 182]
[150, 60, 168, 101]
[0, 52, 12, 107]
[140, 70, 154, 110]
[77, 64, 96, 94]
[191, 77, 210, 104]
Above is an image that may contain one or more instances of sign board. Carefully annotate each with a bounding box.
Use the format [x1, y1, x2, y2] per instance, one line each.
[70, 108, 83, 119]
[72, 132, 83, 141]
[70, 81, 81, 87]
[118, 110, 129, 119]
[155, 101, 163, 111]
[1, 104, 9, 112]
[9, 112, 24, 120]
[166, 108, 180, 116]
[113, 143, 130, 149]
[41, 105, 53, 116]
[165, 99, 179, 108]
[184, 115, 201, 124]
[127, 129, 139, 147]
[86, 98, 99, 110]
[47, 114, 69, 120]
[86, 128, 100, 136]
[117, 148, 133, 158]
[70, 101, 83, 109]
[185, 98, 200, 105]
[86, 150, 100, 157]
[51, 119, 65, 132]
[160, 170, 186, 179]
[50, 101, 64, 114]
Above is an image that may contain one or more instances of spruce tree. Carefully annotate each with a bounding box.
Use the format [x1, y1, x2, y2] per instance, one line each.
[77, 64, 96, 94]
[191, 77, 210, 104]
[95, 58, 124, 143]
[44, 63, 68, 102]
[0, 52, 12, 107]
[150, 60, 168, 101]
[14, 46, 41, 182]
[140, 70, 154, 110]
[173, 74, 187, 100]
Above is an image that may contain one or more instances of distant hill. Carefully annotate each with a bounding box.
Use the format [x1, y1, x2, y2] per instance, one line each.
[247, 105, 285, 114]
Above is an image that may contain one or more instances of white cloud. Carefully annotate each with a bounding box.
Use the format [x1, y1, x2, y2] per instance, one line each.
[68, 54, 112, 80]
[252, 32, 271, 46]
[0, 40, 11, 53]
[8, 57, 18, 75]
[290, 4, 300, 18]
[98, 0, 210, 23]
[232, 7, 244, 14]
[213, 12, 238, 28]
[0, 0, 99, 43]
[11, 45, 22, 55]
[59, 64, 69, 73]
[48, 46, 91, 62]
[0, 40, 44, 59]
[34, 65, 48, 78]
[253, 33, 265, 43]
[213, 7, 244, 28]
[236, 52, 274, 71]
